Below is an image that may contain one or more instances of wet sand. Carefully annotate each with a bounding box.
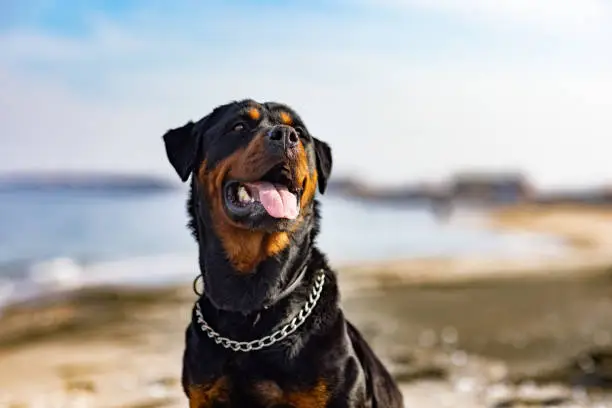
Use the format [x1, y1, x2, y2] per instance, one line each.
[2, 205, 612, 407]
[346, 271, 612, 407]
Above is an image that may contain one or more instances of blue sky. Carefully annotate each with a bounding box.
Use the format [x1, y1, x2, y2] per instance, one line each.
[1, 0, 611, 188]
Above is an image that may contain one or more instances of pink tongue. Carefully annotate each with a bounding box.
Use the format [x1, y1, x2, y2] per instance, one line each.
[245, 182, 299, 219]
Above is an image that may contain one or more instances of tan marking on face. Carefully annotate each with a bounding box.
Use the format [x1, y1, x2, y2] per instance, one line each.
[279, 111, 293, 125]
[295, 141, 317, 211]
[197, 134, 293, 273]
[247, 107, 260, 121]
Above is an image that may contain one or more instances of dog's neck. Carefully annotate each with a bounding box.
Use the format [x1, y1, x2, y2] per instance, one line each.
[193, 199, 322, 313]
[191, 243, 338, 360]
[194, 254, 321, 345]
[260, 256, 310, 309]
[189, 193, 327, 340]
[199, 246, 312, 311]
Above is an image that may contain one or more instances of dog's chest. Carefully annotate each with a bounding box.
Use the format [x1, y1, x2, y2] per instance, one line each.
[187, 376, 329, 408]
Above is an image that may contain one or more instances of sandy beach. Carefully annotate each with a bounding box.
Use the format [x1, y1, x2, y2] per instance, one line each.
[2, 205, 612, 407]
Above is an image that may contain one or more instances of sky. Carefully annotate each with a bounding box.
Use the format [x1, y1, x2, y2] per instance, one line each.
[1, 0, 611, 188]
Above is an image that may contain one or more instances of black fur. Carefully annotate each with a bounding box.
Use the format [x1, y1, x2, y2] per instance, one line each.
[163, 121, 196, 182]
[163, 99, 403, 407]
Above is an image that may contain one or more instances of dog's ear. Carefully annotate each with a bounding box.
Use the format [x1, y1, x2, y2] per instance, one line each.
[163, 122, 197, 182]
[313, 137, 332, 194]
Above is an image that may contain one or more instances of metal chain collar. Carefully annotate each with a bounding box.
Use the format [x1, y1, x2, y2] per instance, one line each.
[194, 269, 326, 352]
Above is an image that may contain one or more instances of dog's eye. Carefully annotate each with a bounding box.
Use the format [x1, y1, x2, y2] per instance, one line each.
[232, 123, 246, 132]
[295, 126, 307, 139]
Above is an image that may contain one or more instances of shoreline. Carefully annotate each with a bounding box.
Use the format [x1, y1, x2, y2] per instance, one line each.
[340, 204, 612, 290]
[3, 204, 611, 344]
[2, 204, 611, 320]
[0, 204, 564, 315]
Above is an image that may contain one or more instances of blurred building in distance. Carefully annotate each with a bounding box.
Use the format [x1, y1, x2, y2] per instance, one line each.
[449, 171, 533, 205]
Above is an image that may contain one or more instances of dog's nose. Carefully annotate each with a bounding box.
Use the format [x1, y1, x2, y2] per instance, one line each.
[266, 125, 299, 151]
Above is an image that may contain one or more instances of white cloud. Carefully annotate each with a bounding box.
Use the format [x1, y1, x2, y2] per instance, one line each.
[368, 0, 612, 37]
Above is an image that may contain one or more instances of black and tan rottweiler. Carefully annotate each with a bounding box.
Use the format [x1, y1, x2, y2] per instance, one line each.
[163, 99, 403, 407]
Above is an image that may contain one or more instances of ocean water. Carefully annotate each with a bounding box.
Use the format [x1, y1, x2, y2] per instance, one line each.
[0, 188, 562, 308]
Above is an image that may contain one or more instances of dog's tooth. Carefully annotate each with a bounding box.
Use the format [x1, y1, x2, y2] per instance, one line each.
[237, 185, 252, 203]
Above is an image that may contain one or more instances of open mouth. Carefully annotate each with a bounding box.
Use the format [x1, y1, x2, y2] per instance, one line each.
[224, 164, 303, 221]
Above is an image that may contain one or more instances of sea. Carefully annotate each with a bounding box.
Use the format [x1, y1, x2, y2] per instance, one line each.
[0, 188, 564, 310]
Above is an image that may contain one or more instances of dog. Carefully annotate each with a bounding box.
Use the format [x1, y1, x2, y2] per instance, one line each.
[163, 99, 403, 407]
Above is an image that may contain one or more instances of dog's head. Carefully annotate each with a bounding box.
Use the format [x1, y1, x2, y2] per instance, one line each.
[163, 100, 332, 312]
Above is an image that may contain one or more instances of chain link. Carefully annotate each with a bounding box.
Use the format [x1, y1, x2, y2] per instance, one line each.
[194, 269, 326, 352]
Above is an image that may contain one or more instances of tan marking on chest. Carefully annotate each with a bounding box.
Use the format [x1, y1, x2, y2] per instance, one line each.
[252, 379, 329, 407]
[188, 377, 229, 408]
